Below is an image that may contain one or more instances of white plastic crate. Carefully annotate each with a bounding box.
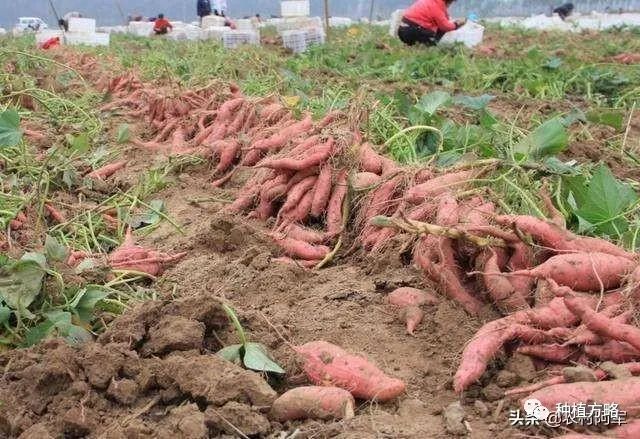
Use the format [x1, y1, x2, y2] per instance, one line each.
[281, 29, 307, 53]
[304, 27, 325, 46]
[65, 32, 110, 46]
[0, 28, 6, 36]
[281, 1, 310, 18]
[202, 15, 227, 28]
[128, 21, 154, 37]
[201, 26, 230, 41]
[235, 19, 256, 31]
[275, 16, 323, 34]
[222, 30, 260, 49]
[35, 29, 64, 45]
[169, 24, 202, 40]
[439, 21, 484, 48]
[68, 17, 96, 33]
[329, 17, 352, 27]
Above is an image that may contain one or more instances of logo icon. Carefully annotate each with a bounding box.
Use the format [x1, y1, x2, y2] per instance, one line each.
[523, 399, 550, 421]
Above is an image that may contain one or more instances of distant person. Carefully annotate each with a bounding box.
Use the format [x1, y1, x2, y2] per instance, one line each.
[153, 13, 173, 35]
[398, 0, 465, 46]
[213, 0, 228, 16]
[197, 0, 212, 23]
[553, 3, 574, 20]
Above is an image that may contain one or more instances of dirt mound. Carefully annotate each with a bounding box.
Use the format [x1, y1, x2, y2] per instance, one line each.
[0, 295, 278, 438]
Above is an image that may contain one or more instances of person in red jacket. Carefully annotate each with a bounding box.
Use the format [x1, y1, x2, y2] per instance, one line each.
[398, 0, 466, 46]
[153, 13, 173, 35]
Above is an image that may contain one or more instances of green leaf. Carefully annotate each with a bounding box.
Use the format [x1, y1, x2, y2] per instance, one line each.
[564, 165, 638, 236]
[128, 200, 164, 228]
[65, 133, 91, 153]
[217, 344, 243, 364]
[24, 320, 55, 346]
[45, 235, 69, 262]
[65, 325, 93, 345]
[514, 118, 568, 158]
[479, 109, 498, 129]
[243, 342, 285, 374]
[415, 91, 451, 117]
[415, 131, 440, 158]
[21, 252, 47, 269]
[62, 169, 79, 189]
[586, 110, 624, 132]
[0, 109, 22, 148]
[74, 258, 98, 274]
[74, 287, 109, 322]
[453, 94, 494, 110]
[0, 259, 45, 310]
[0, 306, 11, 326]
[543, 57, 563, 70]
[116, 124, 131, 144]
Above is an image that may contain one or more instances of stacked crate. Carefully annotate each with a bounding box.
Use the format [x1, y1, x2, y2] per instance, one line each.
[222, 30, 260, 49]
[281, 1, 310, 17]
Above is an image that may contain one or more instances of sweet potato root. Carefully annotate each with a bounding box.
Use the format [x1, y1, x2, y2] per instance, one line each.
[401, 306, 424, 335]
[516, 344, 579, 362]
[44, 204, 65, 224]
[326, 170, 348, 237]
[86, 161, 127, 179]
[270, 234, 330, 260]
[310, 165, 333, 217]
[387, 287, 439, 307]
[296, 341, 406, 401]
[352, 172, 381, 191]
[584, 341, 640, 362]
[482, 249, 529, 314]
[510, 252, 635, 292]
[282, 224, 326, 244]
[525, 377, 640, 415]
[270, 386, 355, 421]
[404, 170, 475, 204]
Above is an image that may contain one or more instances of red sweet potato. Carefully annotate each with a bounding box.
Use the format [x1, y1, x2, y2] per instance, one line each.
[270, 386, 355, 421]
[585, 341, 640, 362]
[86, 161, 127, 179]
[510, 252, 635, 292]
[296, 341, 406, 401]
[525, 377, 640, 415]
[404, 170, 475, 204]
[272, 256, 322, 268]
[564, 293, 640, 352]
[352, 172, 381, 191]
[285, 189, 314, 223]
[358, 142, 384, 174]
[281, 176, 318, 214]
[310, 165, 333, 217]
[326, 170, 348, 237]
[252, 115, 313, 152]
[387, 287, 439, 307]
[270, 235, 330, 260]
[482, 249, 530, 314]
[213, 140, 240, 175]
[257, 138, 334, 171]
[516, 344, 579, 362]
[282, 224, 326, 244]
[44, 203, 65, 224]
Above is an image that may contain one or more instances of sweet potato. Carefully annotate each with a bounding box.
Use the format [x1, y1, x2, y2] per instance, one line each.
[272, 257, 321, 268]
[404, 170, 475, 204]
[453, 317, 553, 392]
[401, 306, 424, 335]
[326, 170, 348, 237]
[285, 190, 314, 223]
[584, 341, 640, 362]
[213, 140, 240, 175]
[281, 176, 318, 214]
[257, 138, 334, 171]
[516, 344, 579, 362]
[482, 249, 529, 314]
[296, 341, 406, 401]
[565, 307, 630, 346]
[316, 110, 344, 130]
[270, 235, 330, 260]
[282, 224, 326, 244]
[358, 142, 384, 174]
[86, 161, 127, 179]
[525, 377, 640, 415]
[252, 115, 313, 152]
[270, 386, 355, 421]
[310, 165, 333, 217]
[510, 252, 635, 292]
[352, 172, 381, 191]
[609, 419, 640, 439]
[564, 293, 640, 352]
[44, 203, 65, 224]
[525, 296, 582, 329]
[387, 287, 439, 307]
[108, 229, 186, 276]
[414, 236, 483, 315]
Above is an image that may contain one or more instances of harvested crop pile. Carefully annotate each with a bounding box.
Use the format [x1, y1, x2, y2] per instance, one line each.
[41, 51, 640, 436]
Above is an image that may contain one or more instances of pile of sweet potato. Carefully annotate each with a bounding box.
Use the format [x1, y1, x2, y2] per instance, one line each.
[64, 54, 640, 432]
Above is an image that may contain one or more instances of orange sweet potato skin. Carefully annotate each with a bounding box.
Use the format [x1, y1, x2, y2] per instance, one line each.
[270, 386, 355, 421]
[296, 341, 406, 401]
[387, 287, 438, 307]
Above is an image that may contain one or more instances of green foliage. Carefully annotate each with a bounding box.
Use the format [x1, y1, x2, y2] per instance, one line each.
[0, 109, 22, 147]
[514, 118, 569, 158]
[563, 165, 638, 237]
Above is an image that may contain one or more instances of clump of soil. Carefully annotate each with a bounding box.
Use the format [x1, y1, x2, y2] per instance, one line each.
[0, 295, 277, 438]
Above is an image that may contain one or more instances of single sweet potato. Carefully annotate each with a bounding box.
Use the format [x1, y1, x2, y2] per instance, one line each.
[270, 235, 330, 260]
[296, 340, 406, 401]
[310, 165, 333, 217]
[516, 344, 579, 363]
[404, 170, 475, 204]
[387, 287, 439, 307]
[352, 172, 381, 191]
[584, 341, 640, 362]
[326, 170, 348, 237]
[270, 386, 355, 421]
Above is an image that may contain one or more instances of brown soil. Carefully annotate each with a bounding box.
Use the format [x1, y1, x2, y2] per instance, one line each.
[1, 166, 545, 439]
